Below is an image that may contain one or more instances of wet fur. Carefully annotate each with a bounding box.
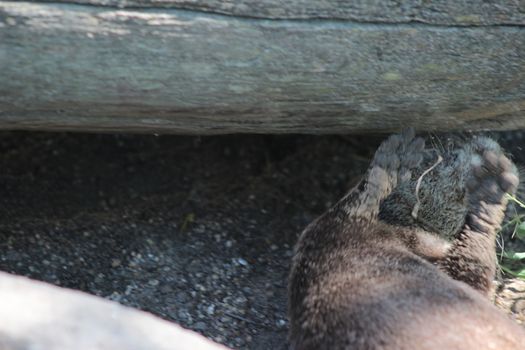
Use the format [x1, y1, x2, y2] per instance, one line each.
[288, 129, 525, 350]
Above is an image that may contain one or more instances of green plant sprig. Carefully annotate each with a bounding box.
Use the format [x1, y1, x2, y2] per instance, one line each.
[498, 194, 525, 279]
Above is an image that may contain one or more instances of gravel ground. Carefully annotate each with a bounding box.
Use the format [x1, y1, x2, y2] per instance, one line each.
[0, 132, 377, 349]
[0, 130, 523, 349]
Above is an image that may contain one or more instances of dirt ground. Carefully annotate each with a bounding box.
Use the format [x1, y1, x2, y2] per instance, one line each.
[0, 130, 523, 349]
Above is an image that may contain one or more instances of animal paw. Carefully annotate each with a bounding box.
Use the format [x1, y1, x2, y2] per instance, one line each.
[465, 148, 519, 232]
[467, 150, 518, 202]
[372, 128, 426, 187]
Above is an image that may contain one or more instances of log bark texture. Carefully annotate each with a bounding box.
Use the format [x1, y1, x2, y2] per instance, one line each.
[0, 272, 230, 350]
[0, 1, 524, 134]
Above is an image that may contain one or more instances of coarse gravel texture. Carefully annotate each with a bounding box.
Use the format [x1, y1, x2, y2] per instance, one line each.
[0, 132, 376, 349]
[0, 130, 523, 349]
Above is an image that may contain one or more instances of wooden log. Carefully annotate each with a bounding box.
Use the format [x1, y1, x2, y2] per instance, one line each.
[0, 272, 230, 350]
[0, 1, 523, 134]
[47, 0, 525, 25]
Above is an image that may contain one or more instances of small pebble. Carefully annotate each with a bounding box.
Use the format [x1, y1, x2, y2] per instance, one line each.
[276, 319, 287, 328]
[206, 304, 215, 315]
[194, 322, 207, 331]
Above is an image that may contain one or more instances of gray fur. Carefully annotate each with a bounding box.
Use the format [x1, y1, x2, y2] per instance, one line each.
[288, 130, 524, 350]
[379, 132, 524, 239]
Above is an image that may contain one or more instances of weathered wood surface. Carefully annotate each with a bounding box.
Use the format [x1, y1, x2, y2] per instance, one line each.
[0, 272, 229, 350]
[0, 1, 524, 134]
[46, 0, 525, 25]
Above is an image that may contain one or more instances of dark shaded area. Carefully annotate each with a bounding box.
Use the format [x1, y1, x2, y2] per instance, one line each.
[0, 130, 523, 349]
[0, 131, 377, 349]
